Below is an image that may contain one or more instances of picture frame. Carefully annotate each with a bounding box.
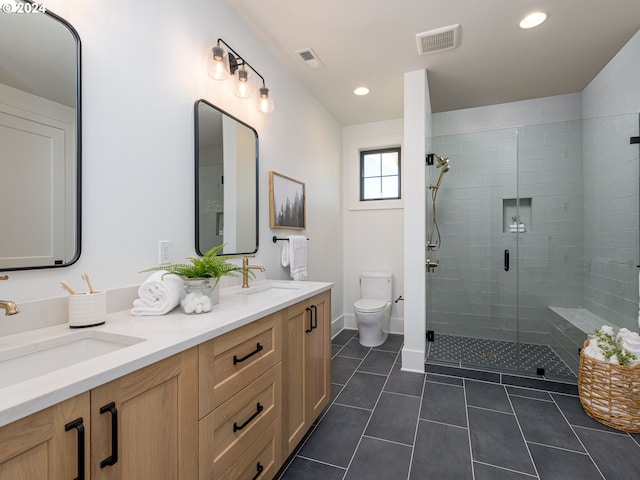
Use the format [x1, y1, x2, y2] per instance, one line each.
[269, 171, 306, 229]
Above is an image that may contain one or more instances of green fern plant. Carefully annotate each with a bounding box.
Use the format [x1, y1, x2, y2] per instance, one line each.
[141, 244, 246, 282]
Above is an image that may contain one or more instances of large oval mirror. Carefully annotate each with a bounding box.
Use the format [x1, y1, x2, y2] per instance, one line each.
[195, 100, 258, 255]
[0, 3, 81, 271]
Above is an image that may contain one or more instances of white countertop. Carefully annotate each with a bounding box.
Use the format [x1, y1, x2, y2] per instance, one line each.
[0, 280, 333, 427]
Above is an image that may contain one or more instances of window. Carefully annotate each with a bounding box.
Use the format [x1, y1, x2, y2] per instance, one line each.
[359, 147, 401, 201]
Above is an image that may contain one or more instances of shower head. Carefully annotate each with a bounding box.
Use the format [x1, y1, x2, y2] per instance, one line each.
[435, 154, 449, 169]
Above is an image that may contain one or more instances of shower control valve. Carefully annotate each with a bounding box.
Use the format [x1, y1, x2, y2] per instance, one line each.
[426, 258, 439, 272]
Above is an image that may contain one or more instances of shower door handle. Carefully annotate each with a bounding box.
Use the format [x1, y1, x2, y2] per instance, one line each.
[504, 250, 510, 271]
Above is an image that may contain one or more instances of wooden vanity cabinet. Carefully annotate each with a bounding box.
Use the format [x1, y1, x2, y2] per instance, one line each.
[282, 290, 331, 456]
[90, 348, 198, 480]
[0, 392, 90, 480]
[198, 312, 282, 480]
[1, 287, 332, 480]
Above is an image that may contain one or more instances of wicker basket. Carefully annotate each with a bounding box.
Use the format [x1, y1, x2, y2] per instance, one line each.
[578, 340, 640, 432]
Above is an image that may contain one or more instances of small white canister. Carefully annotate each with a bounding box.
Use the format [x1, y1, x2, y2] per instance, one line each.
[68, 291, 106, 328]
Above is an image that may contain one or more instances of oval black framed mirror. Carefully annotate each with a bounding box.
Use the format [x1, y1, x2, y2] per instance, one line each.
[0, 3, 81, 271]
[195, 99, 258, 255]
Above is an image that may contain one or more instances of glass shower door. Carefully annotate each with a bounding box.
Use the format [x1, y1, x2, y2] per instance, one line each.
[426, 128, 520, 371]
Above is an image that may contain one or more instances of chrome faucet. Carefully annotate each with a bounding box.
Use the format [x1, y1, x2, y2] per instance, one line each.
[241, 256, 265, 288]
[0, 275, 19, 315]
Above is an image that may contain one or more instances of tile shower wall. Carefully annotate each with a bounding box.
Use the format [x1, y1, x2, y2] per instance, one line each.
[517, 121, 585, 342]
[429, 120, 585, 345]
[583, 114, 639, 329]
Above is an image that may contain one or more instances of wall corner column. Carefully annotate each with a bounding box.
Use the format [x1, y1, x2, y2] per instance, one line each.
[401, 70, 430, 372]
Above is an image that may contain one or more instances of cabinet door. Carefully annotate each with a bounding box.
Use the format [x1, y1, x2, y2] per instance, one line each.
[282, 291, 332, 457]
[0, 392, 90, 480]
[282, 300, 308, 454]
[91, 348, 198, 480]
[306, 290, 331, 420]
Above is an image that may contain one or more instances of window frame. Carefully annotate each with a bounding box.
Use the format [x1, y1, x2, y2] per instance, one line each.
[359, 147, 401, 202]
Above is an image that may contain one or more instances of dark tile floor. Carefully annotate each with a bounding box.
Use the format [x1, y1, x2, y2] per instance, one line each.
[276, 329, 640, 480]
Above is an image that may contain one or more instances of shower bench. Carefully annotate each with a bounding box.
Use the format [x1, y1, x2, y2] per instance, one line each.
[549, 306, 618, 375]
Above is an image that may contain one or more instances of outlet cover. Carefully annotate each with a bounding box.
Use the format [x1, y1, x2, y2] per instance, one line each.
[159, 240, 172, 264]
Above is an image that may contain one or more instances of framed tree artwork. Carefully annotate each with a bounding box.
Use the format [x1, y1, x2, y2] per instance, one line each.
[269, 171, 306, 229]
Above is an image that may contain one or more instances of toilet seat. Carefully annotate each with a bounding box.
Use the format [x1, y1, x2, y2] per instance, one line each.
[354, 298, 387, 313]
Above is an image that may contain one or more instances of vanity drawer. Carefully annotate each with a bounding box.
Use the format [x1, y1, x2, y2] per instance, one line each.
[199, 312, 281, 417]
[199, 364, 281, 479]
[218, 418, 281, 480]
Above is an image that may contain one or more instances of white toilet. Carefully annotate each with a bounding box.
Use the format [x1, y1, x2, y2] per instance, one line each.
[353, 272, 393, 347]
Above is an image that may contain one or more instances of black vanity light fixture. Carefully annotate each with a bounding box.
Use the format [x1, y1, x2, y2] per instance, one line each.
[208, 38, 274, 113]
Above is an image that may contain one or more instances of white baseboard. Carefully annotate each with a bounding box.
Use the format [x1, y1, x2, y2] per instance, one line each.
[401, 347, 426, 373]
[331, 315, 345, 339]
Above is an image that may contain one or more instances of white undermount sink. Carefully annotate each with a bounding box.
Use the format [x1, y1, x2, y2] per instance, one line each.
[234, 282, 303, 299]
[0, 330, 146, 389]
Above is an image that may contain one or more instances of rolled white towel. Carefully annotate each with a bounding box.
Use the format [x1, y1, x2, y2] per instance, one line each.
[600, 325, 615, 336]
[583, 344, 606, 362]
[131, 271, 184, 316]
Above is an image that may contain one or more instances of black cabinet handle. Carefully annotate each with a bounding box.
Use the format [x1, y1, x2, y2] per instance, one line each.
[305, 307, 313, 333]
[99, 402, 118, 468]
[233, 343, 264, 365]
[252, 462, 264, 480]
[311, 305, 318, 330]
[233, 402, 264, 432]
[65, 417, 85, 480]
[504, 249, 510, 272]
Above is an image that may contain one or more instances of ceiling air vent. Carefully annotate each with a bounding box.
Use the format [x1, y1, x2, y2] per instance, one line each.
[416, 24, 461, 55]
[295, 47, 325, 69]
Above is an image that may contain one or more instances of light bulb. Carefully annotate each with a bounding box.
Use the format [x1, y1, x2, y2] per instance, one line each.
[233, 66, 253, 98]
[256, 86, 274, 113]
[208, 45, 230, 80]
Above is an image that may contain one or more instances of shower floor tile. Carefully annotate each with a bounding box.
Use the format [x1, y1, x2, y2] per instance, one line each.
[427, 333, 575, 378]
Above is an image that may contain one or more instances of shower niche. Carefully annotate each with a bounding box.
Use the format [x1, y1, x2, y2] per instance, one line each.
[502, 198, 532, 233]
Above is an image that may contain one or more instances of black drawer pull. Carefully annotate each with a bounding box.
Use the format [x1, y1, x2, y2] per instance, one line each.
[311, 305, 318, 330]
[233, 343, 263, 365]
[65, 417, 85, 480]
[252, 462, 264, 480]
[99, 402, 118, 468]
[233, 402, 264, 432]
[305, 307, 313, 333]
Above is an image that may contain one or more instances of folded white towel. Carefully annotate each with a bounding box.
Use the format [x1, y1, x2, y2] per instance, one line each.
[131, 271, 184, 316]
[288, 235, 308, 281]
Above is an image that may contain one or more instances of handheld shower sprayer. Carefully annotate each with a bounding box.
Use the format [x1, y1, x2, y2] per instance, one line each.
[427, 154, 452, 251]
[431, 154, 450, 191]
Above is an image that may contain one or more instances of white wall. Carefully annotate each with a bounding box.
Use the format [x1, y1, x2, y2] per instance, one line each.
[583, 29, 640, 118]
[341, 119, 404, 334]
[3, 0, 344, 325]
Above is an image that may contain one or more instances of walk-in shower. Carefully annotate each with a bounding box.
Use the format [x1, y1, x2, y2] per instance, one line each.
[425, 113, 640, 381]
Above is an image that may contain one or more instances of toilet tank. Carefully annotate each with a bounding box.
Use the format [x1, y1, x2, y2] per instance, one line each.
[360, 272, 393, 301]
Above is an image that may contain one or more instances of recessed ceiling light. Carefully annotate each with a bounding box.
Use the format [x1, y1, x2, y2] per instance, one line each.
[354, 86, 370, 96]
[519, 11, 549, 29]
